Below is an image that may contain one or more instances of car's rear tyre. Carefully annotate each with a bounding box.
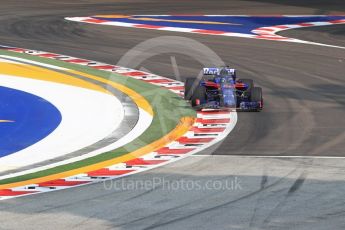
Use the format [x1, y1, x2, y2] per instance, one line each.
[191, 85, 206, 107]
[241, 79, 254, 91]
[251, 87, 263, 111]
[184, 78, 199, 100]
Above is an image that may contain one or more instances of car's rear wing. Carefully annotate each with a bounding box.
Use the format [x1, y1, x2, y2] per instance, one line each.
[203, 67, 236, 76]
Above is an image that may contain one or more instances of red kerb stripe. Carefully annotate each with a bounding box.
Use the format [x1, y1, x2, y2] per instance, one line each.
[92, 65, 115, 70]
[65, 59, 90, 63]
[37, 53, 60, 58]
[87, 169, 134, 177]
[297, 23, 314, 26]
[329, 19, 345, 23]
[274, 25, 290, 29]
[144, 79, 174, 83]
[156, 147, 195, 154]
[10, 48, 27, 52]
[134, 24, 165, 29]
[196, 118, 230, 124]
[198, 110, 230, 115]
[39, 179, 90, 187]
[125, 158, 167, 166]
[177, 136, 214, 144]
[255, 35, 289, 40]
[191, 127, 226, 133]
[193, 29, 226, 34]
[121, 71, 148, 76]
[0, 189, 36, 196]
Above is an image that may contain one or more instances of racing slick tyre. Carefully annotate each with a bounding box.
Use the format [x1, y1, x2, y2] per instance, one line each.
[241, 79, 254, 91]
[184, 78, 199, 100]
[191, 85, 206, 108]
[250, 87, 263, 111]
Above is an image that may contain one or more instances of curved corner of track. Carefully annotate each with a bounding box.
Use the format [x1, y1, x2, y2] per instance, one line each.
[0, 46, 237, 200]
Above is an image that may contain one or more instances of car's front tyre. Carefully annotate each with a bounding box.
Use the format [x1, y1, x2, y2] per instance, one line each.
[184, 78, 199, 101]
[191, 85, 207, 108]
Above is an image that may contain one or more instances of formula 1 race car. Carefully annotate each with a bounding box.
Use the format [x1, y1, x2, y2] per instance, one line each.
[184, 67, 263, 111]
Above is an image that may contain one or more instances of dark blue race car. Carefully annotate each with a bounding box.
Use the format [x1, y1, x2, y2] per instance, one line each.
[184, 67, 263, 111]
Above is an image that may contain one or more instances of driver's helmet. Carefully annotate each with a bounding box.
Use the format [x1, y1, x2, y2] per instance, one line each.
[214, 67, 237, 84]
[232, 71, 237, 82]
[219, 68, 228, 77]
[226, 66, 237, 82]
[222, 67, 236, 82]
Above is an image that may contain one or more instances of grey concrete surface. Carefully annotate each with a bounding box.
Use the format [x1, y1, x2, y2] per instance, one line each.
[0, 0, 344, 229]
[2, 156, 345, 230]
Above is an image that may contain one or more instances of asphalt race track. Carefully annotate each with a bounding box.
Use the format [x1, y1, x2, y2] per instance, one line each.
[0, 1, 345, 229]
